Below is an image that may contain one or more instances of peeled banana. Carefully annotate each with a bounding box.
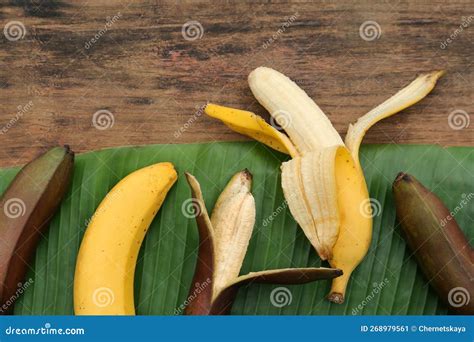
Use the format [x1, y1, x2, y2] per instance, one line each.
[206, 104, 298, 157]
[205, 67, 443, 303]
[184, 170, 342, 315]
[74, 162, 177, 315]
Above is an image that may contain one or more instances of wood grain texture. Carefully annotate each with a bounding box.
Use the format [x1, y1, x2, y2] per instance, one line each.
[0, 0, 473, 167]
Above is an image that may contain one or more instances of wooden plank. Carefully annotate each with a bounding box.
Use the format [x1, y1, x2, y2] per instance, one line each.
[0, 0, 472, 166]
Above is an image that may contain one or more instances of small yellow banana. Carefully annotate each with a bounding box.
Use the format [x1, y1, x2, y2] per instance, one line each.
[74, 162, 177, 315]
[205, 67, 443, 303]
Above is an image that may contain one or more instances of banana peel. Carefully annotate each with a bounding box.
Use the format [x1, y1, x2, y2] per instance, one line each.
[345, 70, 445, 166]
[74, 162, 177, 315]
[184, 170, 342, 315]
[204, 67, 443, 303]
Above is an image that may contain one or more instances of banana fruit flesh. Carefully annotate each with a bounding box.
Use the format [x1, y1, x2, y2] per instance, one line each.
[205, 67, 443, 303]
[74, 162, 177, 315]
[281, 147, 340, 260]
[248, 67, 343, 152]
[209, 170, 256, 296]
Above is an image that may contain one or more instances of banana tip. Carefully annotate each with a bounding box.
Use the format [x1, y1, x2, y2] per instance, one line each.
[434, 70, 446, 78]
[394, 172, 415, 186]
[242, 168, 253, 180]
[63, 144, 74, 156]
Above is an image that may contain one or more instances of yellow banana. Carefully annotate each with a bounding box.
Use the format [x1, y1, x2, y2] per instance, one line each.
[327, 148, 371, 303]
[74, 162, 177, 315]
[205, 67, 443, 303]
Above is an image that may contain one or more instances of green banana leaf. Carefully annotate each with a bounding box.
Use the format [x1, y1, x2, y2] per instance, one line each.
[0, 142, 472, 315]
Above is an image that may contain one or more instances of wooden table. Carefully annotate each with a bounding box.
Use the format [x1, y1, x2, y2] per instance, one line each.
[1, 1, 472, 167]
